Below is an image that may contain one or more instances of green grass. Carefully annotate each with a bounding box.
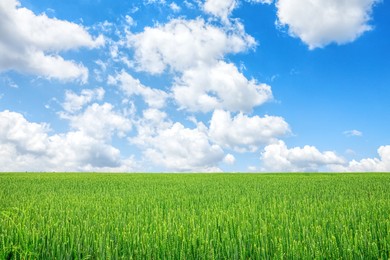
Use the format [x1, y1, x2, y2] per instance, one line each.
[1, 173, 390, 259]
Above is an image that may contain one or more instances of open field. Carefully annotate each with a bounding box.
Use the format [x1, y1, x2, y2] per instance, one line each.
[1, 173, 390, 259]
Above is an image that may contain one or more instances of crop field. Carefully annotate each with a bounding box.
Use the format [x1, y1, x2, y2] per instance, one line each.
[1, 173, 390, 259]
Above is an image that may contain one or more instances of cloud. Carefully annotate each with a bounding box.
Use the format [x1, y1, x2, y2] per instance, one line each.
[109, 71, 169, 109]
[183, 0, 196, 9]
[47, 131, 134, 171]
[126, 18, 255, 74]
[0, 0, 104, 83]
[260, 140, 345, 172]
[125, 17, 270, 113]
[0, 110, 136, 172]
[62, 103, 132, 140]
[170, 2, 181, 12]
[276, 0, 379, 49]
[203, 0, 237, 22]
[119, 16, 269, 113]
[144, 0, 167, 5]
[209, 110, 290, 152]
[131, 108, 172, 147]
[173, 61, 272, 112]
[62, 88, 105, 113]
[0, 110, 50, 155]
[343, 129, 363, 137]
[132, 109, 224, 172]
[223, 153, 236, 164]
[332, 146, 390, 172]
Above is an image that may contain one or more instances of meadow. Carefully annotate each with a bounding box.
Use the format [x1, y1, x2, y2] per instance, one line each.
[1, 173, 390, 259]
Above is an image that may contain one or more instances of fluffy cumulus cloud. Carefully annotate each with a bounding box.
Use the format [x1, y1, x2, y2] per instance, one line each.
[126, 18, 255, 74]
[62, 88, 105, 113]
[0, 0, 104, 82]
[143, 123, 224, 172]
[63, 103, 132, 140]
[332, 146, 390, 172]
[173, 61, 272, 112]
[0, 108, 135, 172]
[260, 141, 345, 172]
[126, 18, 271, 113]
[109, 71, 169, 109]
[0, 111, 51, 171]
[132, 109, 224, 172]
[0, 110, 50, 156]
[46, 131, 134, 172]
[276, 0, 378, 49]
[209, 110, 290, 152]
[203, 0, 237, 22]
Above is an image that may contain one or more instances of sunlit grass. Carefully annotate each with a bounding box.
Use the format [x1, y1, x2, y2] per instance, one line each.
[1, 173, 390, 258]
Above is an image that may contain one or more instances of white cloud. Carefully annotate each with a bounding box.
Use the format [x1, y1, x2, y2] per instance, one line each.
[170, 2, 181, 12]
[143, 123, 224, 172]
[131, 108, 172, 147]
[0, 110, 50, 155]
[0, 110, 136, 172]
[209, 110, 290, 152]
[173, 62, 272, 112]
[260, 140, 345, 172]
[62, 88, 105, 113]
[223, 153, 236, 164]
[0, 0, 104, 82]
[109, 71, 169, 109]
[203, 0, 237, 22]
[332, 146, 390, 172]
[132, 109, 224, 172]
[276, 0, 378, 49]
[126, 18, 255, 74]
[343, 129, 363, 137]
[47, 131, 134, 172]
[57, 101, 135, 170]
[125, 17, 269, 113]
[63, 103, 132, 140]
[141, 108, 170, 127]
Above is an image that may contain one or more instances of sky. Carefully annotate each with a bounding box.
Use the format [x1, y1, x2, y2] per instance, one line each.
[0, 0, 389, 172]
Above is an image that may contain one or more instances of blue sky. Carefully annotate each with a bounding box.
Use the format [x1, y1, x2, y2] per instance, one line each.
[0, 0, 389, 172]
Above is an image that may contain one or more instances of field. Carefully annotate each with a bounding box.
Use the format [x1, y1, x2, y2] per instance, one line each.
[1, 173, 390, 259]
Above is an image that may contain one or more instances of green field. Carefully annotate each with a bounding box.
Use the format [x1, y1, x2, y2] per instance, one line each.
[1, 173, 390, 259]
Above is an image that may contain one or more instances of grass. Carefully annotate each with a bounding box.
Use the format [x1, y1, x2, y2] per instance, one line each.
[1, 173, 390, 259]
